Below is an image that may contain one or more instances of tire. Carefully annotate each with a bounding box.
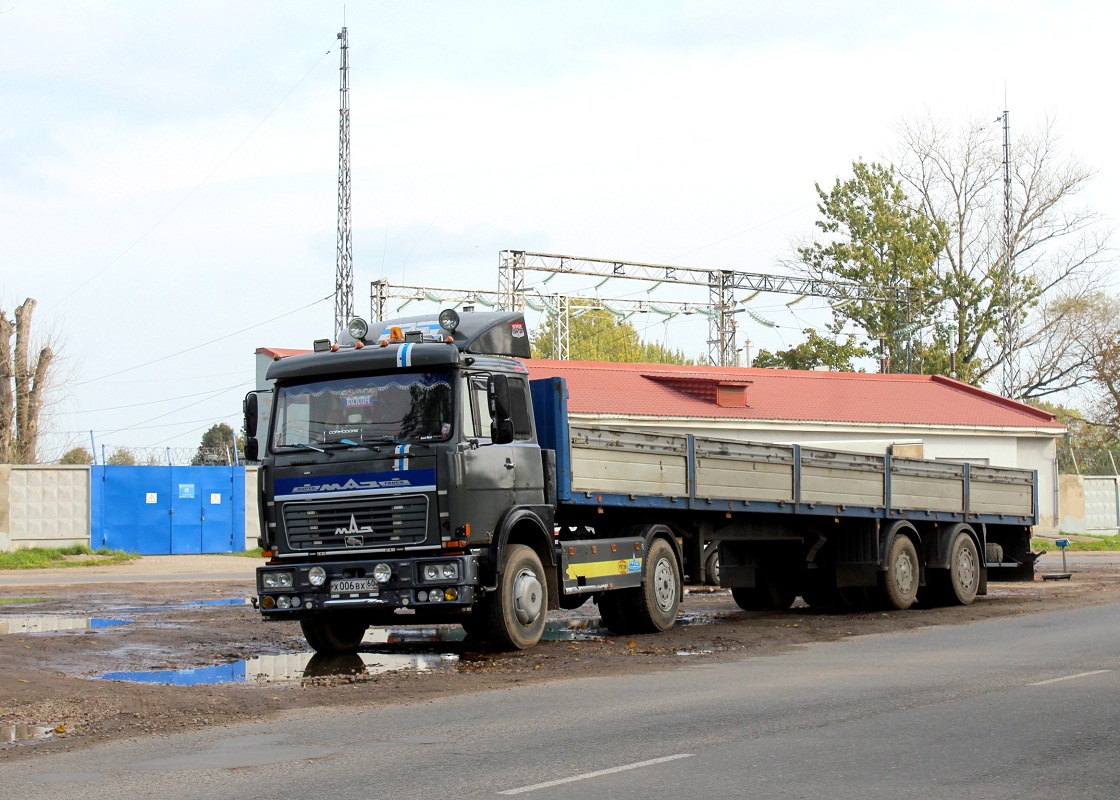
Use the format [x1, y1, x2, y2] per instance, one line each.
[731, 575, 796, 611]
[941, 531, 981, 606]
[596, 592, 631, 634]
[705, 550, 720, 586]
[460, 609, 490, 640]
[484, 544, 548, 650]
[881, 534, 920, 610]
[622, 538, 681, 632]
[300, 616, 368, 654]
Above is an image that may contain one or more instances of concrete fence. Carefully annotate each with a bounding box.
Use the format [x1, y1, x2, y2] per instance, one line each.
[0, 465, 260, 553]
[2, 465, 1114, 552]
[1059, 474, 1120, 535]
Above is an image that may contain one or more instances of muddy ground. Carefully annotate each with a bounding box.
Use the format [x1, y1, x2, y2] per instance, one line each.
[2, 555, 1118, 761]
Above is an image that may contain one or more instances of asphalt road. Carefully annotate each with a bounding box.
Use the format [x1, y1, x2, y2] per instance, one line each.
[1, 599, 1116, 799]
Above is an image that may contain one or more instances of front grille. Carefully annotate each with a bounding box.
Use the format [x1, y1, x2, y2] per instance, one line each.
[282, 494, 429, 551]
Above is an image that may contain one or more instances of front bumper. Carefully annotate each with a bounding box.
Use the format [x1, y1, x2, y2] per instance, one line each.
[256, 554, 480, 619]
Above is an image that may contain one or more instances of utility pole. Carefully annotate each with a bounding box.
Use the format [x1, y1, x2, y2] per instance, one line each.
[334, 27, 354, 337]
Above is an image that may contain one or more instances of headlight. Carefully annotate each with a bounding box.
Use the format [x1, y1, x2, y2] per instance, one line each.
[262, 571, 294, 589]
[308, 567, 326, 587]
[276, 595, 291, 609]
[373, 563, 392, 583]
[420, 562, 459, 583]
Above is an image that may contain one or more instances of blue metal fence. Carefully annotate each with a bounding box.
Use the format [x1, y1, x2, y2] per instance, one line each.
[91, 466, 245, 554]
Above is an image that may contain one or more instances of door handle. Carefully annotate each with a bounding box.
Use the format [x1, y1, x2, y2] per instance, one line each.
[504, 458, 515, 470]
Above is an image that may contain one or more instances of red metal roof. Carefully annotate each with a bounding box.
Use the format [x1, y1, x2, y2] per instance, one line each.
[257, 346, 1060, 430]
[524, 359, 1061, 430]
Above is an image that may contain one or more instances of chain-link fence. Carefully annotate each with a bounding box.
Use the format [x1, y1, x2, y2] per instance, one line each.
[1059, 448, 1120, 476]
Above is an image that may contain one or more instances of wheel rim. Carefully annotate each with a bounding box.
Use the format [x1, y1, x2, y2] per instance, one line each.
[956, 542, 978, 592]
[512, 567, 543, 626]
[894, 549, 916, 597]
[652, 557, 676, 612]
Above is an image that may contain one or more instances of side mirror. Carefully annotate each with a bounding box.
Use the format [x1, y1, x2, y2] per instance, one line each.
[244, 392, 259, 437]
[487, 375, 515, 444]
[243, 390, 273, 461]
[488, 375, 511, 420]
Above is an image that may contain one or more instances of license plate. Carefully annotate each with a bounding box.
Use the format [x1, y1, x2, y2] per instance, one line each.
[330, 579, 379, 594]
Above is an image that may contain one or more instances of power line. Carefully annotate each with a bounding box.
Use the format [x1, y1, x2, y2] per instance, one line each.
[54, 43, 336, 308]
[71, 293, 331, 387]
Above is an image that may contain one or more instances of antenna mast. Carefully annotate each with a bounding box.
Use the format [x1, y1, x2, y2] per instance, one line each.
[334, 27, 354, 336]
[999, 107, 1017, 397]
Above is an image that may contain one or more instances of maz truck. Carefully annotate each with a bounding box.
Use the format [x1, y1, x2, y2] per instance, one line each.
[245, 309, 1040, 652]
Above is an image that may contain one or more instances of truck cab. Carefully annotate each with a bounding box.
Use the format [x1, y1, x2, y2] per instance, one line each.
[249, 310, 558, 651]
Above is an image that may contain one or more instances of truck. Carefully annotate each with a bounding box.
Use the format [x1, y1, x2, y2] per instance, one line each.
[245, 308, 1040, 653]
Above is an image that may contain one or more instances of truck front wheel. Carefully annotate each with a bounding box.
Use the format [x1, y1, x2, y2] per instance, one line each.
[300, 616, 368, 655]
[485, 544, 548, 650]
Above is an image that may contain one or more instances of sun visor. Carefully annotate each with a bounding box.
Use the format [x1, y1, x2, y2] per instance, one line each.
[339, 310, 531, 358]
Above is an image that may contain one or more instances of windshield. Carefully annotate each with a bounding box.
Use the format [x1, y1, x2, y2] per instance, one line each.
[272, 371, 453, 450]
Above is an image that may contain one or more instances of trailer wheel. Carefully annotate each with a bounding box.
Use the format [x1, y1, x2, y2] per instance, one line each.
[731, 576, 795, 611]
[300, 616, 368, 655]
[937, 530, 981, 606]
[485, 544, 547, 650]
[881, 534, 919, 610]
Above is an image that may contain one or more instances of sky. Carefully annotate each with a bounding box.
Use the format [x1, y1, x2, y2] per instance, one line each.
[2, 1, 1118, 461]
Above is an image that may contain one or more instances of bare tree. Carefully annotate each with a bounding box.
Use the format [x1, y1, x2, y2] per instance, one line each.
[894, 112, 1112, 395]
[0, 299, 56, 463]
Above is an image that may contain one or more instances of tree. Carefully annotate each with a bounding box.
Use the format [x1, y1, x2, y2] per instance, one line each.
[532, 304, 696, 364]
[106, 448, 137, 466]
[59, 447, 94, 465]
[192, 423, 242, 465]
[1, 298, 55, 463]
[894, 112, 1110, 394]
[793, 161, 946, 373]
[753, 330, 865, 371]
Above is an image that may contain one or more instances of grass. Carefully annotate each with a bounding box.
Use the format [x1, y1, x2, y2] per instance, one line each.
[1032, 534, 1120, 552]
[228, 547, 264, 558]
[0, 544, 138, 570]
[0, 596, 50, 604]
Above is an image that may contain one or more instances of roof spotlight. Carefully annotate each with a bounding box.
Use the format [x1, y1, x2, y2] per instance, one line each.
[438, 308, 460, 333]
[347, 317, 369, 340]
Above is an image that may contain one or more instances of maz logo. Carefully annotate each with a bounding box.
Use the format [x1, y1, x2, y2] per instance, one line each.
[337, 515, 374, 543]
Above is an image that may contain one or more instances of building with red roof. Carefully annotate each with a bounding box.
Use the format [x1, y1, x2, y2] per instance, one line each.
[255, 348, 1063, 531]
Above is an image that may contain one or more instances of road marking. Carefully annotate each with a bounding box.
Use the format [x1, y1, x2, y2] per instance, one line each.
[498, 753, 695, 795]
[1028, 669, 1111, 686]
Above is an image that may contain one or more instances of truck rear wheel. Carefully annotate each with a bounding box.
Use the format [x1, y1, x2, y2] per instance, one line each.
[300, 616, 368, 655]
[881, 534, 919, 610]
[485, 544, 547, 650]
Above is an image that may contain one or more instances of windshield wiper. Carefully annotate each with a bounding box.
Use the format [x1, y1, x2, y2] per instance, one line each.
[293, 442, 334, 457]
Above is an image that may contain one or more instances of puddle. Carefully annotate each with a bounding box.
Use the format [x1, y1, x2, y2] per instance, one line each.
[0, 616, 131, 634]
[365, 619, 606, 646]
[97, 651, 459, 685]
[91, 620, 613, 686]
[112, 598, 250, 613]
[1, 724, 53, 744]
